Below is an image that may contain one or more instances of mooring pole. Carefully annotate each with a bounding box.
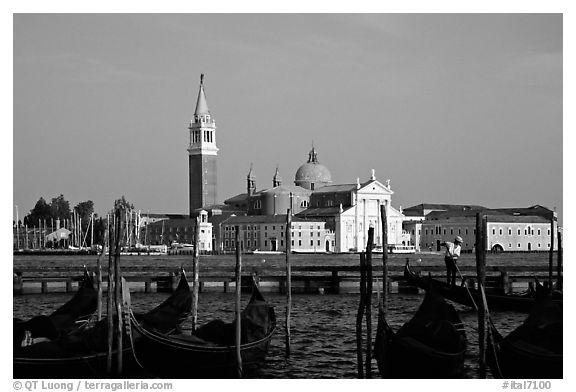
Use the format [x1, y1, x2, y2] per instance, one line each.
[106, 214, 114, 375]
[97, 238, 105, 321]
[548, 212, 554, 291]
[365, 227, 374, 378]
[234, 225, 243, 378]
[356, 252, 366, 379]
[475, 213, 487, 378]
[114, 208, 124, 376]
[285, 210, 292, 358]
[380, 205, 388, 308]
[557, 229, 562, 291]
[191, 216, 201, 332]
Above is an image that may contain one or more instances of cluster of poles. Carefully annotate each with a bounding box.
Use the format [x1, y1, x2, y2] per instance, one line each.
[354, 207, 562, 378]
[13, 213, 95, 250]
[13, 207, 146, 251]
[93, 206, 246, 377]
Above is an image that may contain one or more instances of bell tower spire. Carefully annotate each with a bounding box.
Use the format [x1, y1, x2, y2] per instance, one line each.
[188, 74, 219, 216]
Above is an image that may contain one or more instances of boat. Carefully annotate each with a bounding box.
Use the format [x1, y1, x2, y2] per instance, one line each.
[13, 268, 97, 349]
[374, 288, 467, 378]
[130, 276, 276, 378]
[403, 260, 561, 312]
[372, 245, 416, 254]
[388, 244, 416, 254]
[13, 271, 192, 379]
[487, 296, 562, 379]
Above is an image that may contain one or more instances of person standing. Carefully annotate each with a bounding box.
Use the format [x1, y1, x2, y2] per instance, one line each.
[442, 236, 463, 285]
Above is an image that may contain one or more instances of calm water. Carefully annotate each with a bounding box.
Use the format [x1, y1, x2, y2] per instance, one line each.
[14, 253, 545, 378]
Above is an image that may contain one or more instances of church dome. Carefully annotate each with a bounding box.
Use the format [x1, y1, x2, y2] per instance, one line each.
[294, 147, 332, 190]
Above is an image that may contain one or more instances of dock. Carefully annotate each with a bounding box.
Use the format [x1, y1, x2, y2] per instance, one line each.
[13, 264, 557, 295]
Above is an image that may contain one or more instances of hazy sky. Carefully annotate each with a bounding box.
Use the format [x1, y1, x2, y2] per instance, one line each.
[13, 14, 562, 222]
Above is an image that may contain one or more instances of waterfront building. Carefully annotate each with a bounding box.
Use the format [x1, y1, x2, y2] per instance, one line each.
[220, 214, 334, 253]
[402, 204, 485, 251]
[408, 204, 557, 252]
[145, 210, 213, 252]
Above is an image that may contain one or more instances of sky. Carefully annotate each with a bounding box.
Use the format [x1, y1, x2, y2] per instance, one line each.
[12, 13, 563, 223]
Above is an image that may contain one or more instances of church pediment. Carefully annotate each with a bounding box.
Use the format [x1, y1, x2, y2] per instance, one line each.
[357, 179, 394, 196]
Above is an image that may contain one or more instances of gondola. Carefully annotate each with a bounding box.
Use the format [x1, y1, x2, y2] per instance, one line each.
[404, 261, 561, 312]
[130, 277, 276, 378]
[13, 272, 192, 379]
[487, 296, 562, 379]
[13, 268, 98, 349]
[374, 287, 467, 378]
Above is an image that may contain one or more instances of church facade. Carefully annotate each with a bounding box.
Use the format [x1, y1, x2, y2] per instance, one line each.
[224, 145, 408, 253]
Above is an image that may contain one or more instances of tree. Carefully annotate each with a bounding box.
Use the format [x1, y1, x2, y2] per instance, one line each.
[93, 216, 107, 246]
[75, 200, 95, 246]
[113, 195, 134, 211]
[25, 197, 52, 227]
[50, 194, 71, 222]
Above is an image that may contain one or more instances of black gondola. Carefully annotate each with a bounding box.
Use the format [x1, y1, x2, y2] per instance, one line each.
[13, 268, 98, 349]
[374, 288, 467, 379]
[130, 277, 276, 378]
[487, 296, 562, 379]
[13, 272, 192, 379]
[404, 261, 561, 312]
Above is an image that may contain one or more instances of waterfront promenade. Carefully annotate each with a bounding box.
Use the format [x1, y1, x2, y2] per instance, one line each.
[14, 252, 559, 295]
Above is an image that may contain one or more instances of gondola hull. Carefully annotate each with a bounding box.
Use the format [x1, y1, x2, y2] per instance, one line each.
[374, 290, 467, 379]
[487, 298, 562, 379]
[404, 261, 561, 312]
[13, 347, 138, 379]
[130, 322, 275, 378]
[487, 334, 562, 379]
[13, 269, 98, 348]
[130, 282, 276, 378]
[376, 321, 465, 378]
[13, 273, 192, 379]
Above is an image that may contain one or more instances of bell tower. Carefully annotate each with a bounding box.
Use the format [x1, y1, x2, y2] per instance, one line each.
[188, 74, 219, 216]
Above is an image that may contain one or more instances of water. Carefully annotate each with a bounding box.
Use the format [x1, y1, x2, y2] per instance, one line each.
[13, 253, 542, 378]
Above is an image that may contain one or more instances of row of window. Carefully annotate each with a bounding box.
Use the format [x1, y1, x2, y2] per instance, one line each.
[491, 227, 549, 236]
[224, 224, 323, 231]
[223, 239, 327, 248]
[423, 227, 471, 236]
[223, 230, 324, 239]
[421, 226, 551, 237]
[253, 200, 311, 209]
[193, 114, 212, 123]
[191, 129, 214, 144]
[424, 241, 551, 249]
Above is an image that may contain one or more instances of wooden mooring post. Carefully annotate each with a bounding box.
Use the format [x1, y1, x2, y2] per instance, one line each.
[380, 205, 388, 308]
[475, 213, 487, 379]
[285, 210, 292, 358]
[364, 227, 374, 379]
[548, 212, 554, 291]
[234, 225, 243, 378]
[113, 209, 124, 376]
[191, 216, 201, 332]
[356, 252, 366, 379]
[97, 235, 105, 321]
[557, 230, 562, 291]
[106, 215, 114, 375]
